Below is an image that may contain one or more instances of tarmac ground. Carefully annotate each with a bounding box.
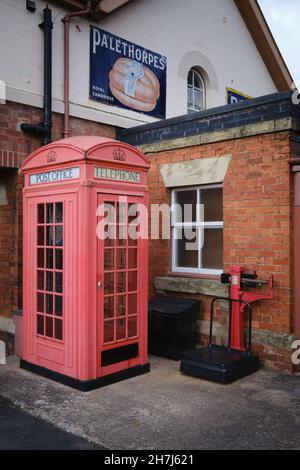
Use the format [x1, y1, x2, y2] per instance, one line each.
[0, 396, 103, 450]
[0, 355, 299, 450]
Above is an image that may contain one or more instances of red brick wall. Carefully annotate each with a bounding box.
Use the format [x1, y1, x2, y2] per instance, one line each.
[0, 100, 116, 331]
[0, 100, 116, 165]
[147, 131, 294, 370]
[0, 99, 295, 370]
[0, 169, 22, 318]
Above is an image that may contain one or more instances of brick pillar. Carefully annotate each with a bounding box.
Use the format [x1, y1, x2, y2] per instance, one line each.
[293, 168, 300, 339]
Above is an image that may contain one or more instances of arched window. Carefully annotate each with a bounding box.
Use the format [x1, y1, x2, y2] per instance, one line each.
[187, 68, 205, 114]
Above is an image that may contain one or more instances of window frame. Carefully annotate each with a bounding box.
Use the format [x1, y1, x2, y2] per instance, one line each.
[171, 184, 223, 276]
[36, 202, 64, 343]
[187, 68, 206, 114]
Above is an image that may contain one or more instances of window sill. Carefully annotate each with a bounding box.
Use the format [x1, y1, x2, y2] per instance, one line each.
[154, 275, 229, 297]
[168, 271, 220, 280]
[170, 269, 223, 277]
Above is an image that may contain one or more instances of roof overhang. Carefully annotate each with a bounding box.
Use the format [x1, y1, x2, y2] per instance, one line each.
[51, 0, 133, 20]
[234, 0, 294, 91]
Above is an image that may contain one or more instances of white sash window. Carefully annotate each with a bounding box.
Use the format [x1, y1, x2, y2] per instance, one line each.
[171, 185, 223, 275]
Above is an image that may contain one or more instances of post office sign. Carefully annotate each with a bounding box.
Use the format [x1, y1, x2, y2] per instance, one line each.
[29, 167, 80, 185]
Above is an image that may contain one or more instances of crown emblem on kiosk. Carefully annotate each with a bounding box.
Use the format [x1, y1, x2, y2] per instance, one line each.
[113, 148, 126, 161]
[46, 151, 57, 163]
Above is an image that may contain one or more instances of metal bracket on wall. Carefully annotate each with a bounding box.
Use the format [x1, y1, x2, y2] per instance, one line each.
[26, 1, 36, 13]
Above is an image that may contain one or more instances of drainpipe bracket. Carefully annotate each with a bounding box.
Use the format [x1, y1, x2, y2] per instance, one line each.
[20, 122, 47, 136]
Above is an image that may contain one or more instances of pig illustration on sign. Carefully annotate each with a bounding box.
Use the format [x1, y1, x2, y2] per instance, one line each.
[109, 58, 160, 112]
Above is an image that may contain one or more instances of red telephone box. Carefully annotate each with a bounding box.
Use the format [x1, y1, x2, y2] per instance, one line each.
[21, 136, 150, 391]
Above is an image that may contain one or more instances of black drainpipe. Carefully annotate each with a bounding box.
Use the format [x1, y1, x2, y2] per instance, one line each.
[21, 6, 53, 145]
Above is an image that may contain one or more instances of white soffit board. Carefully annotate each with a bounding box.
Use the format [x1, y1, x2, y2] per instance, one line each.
[160, 155, 232, 188]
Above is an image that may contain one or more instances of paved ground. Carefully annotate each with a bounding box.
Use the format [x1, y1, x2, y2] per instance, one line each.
[0, 356, 299, 450]
[0, 397, 102, 450]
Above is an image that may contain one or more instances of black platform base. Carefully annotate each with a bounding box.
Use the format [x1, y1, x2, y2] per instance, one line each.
[20, 359, 151, 392]
[180, 346, 260, 384]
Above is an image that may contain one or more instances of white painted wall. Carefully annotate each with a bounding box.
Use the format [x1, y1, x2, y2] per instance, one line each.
[0, 0, 277, 129]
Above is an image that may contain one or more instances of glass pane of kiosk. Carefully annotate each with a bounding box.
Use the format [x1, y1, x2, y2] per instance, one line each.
[36, 203, 64, 341]
[103, 201, 138, 345]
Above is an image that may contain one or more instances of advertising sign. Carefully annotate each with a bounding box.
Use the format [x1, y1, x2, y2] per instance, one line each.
[226, 87, 252, 105]
[90, 27, 167, 118]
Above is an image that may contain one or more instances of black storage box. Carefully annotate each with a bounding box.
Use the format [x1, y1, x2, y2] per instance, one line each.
[148, 296, 200, 360]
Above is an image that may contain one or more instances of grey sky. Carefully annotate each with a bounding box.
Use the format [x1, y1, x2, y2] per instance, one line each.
[259, 0, 299, 83]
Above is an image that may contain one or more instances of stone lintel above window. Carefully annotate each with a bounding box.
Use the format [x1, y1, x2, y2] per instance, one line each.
[159, 155, 232, 188]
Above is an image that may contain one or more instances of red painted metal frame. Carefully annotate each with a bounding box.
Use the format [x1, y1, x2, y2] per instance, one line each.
[22, 136, 150, 383]
[229, 265, 274, 351]
[97, 193, 148, 378]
